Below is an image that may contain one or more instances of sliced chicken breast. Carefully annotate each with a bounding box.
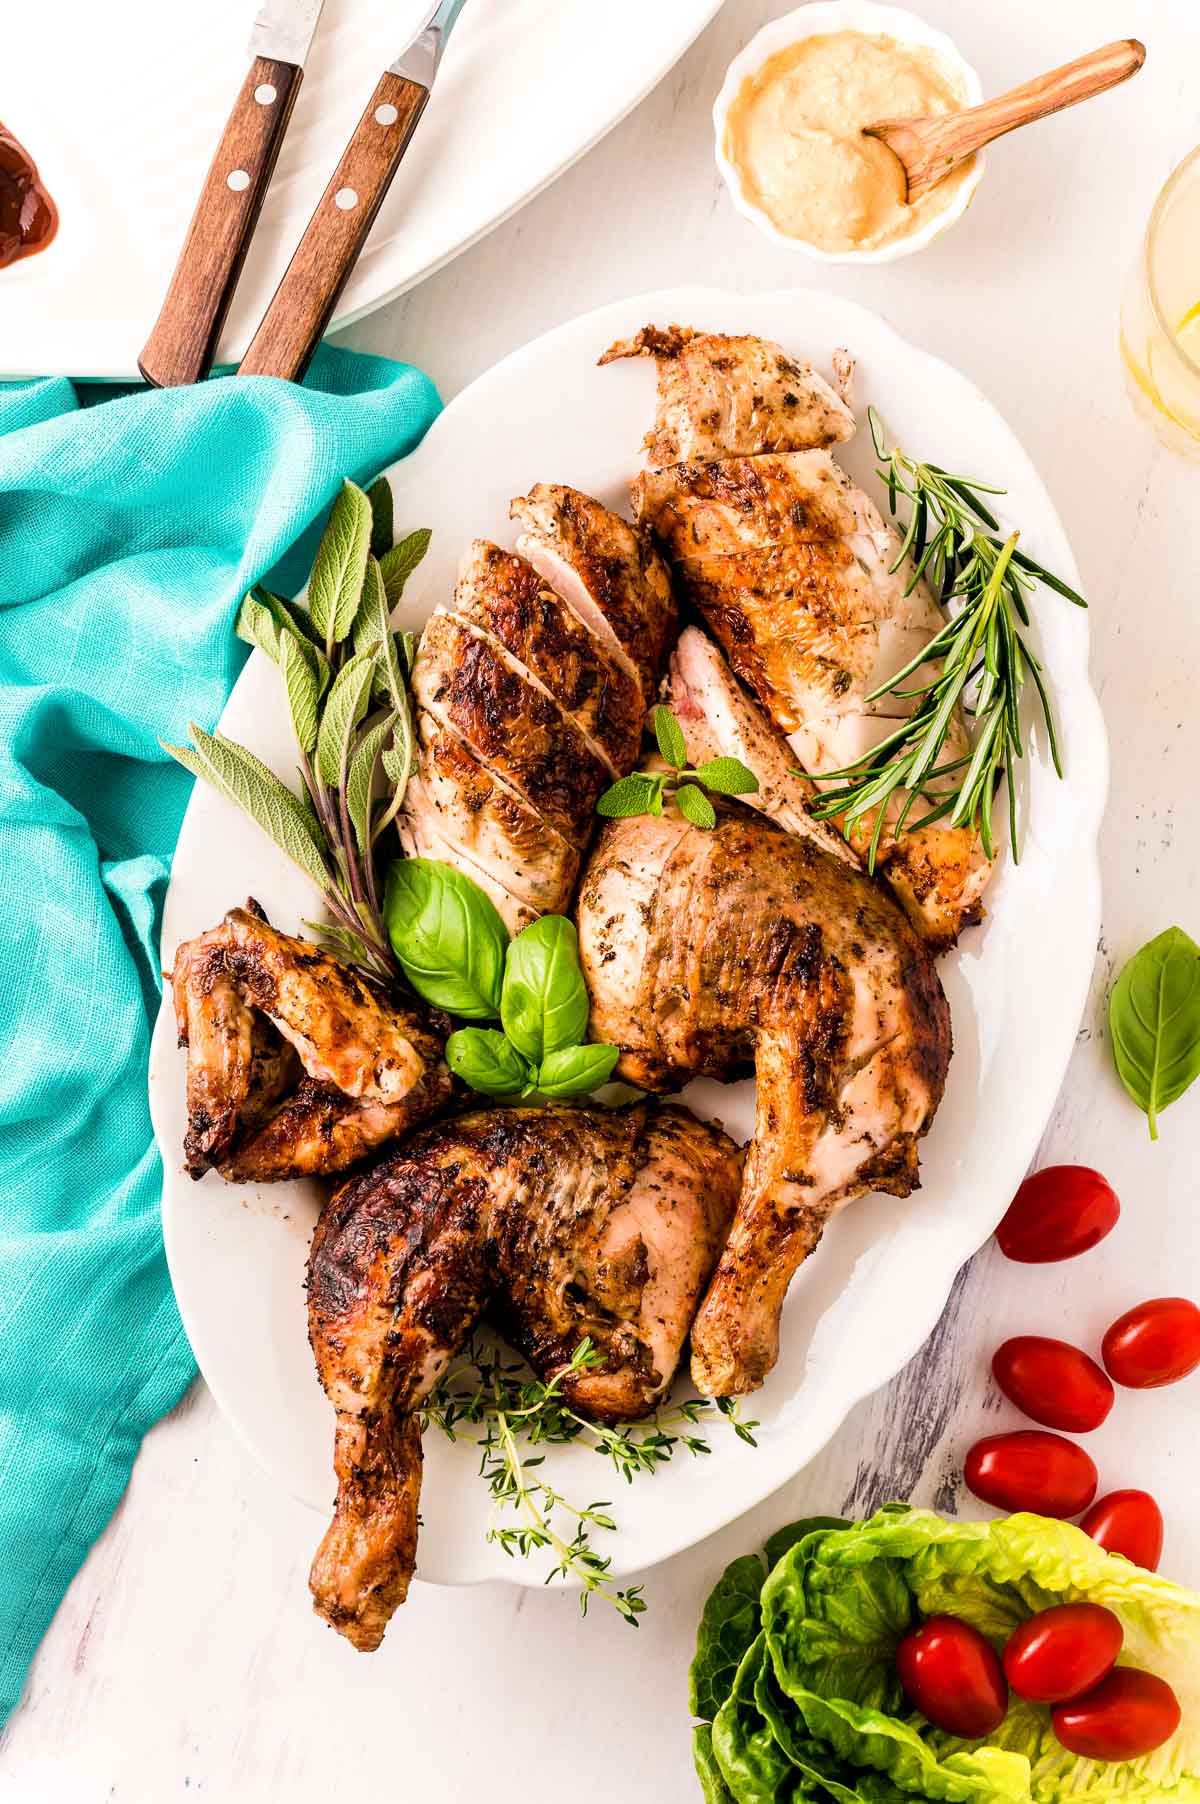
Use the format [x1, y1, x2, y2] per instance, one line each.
[412, 609, 610, 849]
[452, 541, 643, 777]
[599, 324, 855, 465]
[633, 450, 885, 562]
[510, 483, 677, 707]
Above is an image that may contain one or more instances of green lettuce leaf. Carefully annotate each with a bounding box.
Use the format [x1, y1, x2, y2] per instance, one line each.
[712, 1635, 804, 1803]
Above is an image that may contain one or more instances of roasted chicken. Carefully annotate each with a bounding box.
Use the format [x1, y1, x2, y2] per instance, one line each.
[306, 1101, 742, 1648]
[607, 324, 994, 951]
[576, 810, 951, 1397]
[400, 487, 676, 931]
[171, 904, 450, 1182]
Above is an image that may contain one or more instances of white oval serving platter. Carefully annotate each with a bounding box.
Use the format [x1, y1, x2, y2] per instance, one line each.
[0, 0, 723, 379]
[149, 286, 1107, 1589]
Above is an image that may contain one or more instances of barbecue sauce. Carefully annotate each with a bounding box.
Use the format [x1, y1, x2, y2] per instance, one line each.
[0, 123, 58, 269]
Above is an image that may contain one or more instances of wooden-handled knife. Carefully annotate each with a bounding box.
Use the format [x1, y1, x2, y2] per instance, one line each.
[138, 0, 326, 388]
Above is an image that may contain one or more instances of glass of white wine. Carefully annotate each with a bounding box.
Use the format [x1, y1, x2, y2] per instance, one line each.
[1121, 145, 1200, 459]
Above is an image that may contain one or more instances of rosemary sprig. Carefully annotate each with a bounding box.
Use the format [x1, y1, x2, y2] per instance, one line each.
[163, 479, 428, 982]
[423, 1336, 759, 1622]
[808, 409, 1086, 867]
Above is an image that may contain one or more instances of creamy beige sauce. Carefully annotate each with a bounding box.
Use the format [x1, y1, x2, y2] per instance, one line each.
[724, 31, 973, 252]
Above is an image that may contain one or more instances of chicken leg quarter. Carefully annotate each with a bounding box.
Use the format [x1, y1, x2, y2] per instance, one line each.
[306, 1102, 742, 1649]
[575, 810, 952, 1397]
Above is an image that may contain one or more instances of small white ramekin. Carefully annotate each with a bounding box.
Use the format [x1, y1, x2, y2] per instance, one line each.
[713, 0, 985, 266]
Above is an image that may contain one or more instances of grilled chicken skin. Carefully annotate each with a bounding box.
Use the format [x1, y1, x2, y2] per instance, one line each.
[614, 328, 994, 951]
[600, 324, 855, 465]
[171, 904, 450, 1182]
[576, 810, 951, 1397]
[400, 491, 675, 933]
[306, 1102, 742, 1649]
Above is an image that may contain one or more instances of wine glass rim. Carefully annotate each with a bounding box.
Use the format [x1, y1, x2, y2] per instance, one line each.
[1145, 144, 1200, 384]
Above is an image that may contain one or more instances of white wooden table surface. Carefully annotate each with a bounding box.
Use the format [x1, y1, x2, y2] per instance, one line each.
[5, 2, 1200, 1797]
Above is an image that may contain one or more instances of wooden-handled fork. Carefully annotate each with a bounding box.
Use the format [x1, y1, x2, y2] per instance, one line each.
[866, 38, 1146, 204]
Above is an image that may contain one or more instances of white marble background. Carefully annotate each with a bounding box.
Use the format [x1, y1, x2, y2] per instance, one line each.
[4, 1, 1200, 1797]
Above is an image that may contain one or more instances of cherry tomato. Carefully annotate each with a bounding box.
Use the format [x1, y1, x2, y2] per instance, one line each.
[996, 1166, 1119, 1263]
[992, 1336, 1114, 1433]
[1102, 1297, 1200, 1389]
[1003, 1603, 1123, 1703]
[964, 1431, 1098, 1517]
[896, 1615, 1008, 1739]
[1052, 1668, 1181, 1761]
[1080, 1490, 1165, 1571]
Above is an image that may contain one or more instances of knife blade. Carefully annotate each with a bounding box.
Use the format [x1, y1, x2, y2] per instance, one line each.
[249, 0, 326, 70]
[139, 0, 329, 386]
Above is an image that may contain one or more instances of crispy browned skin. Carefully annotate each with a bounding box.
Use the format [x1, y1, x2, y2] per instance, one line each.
[599, 324, 855, 465]
[452, 541, 644, 776]
[306, 1102, 742, 1648]
[171, 905, 450, 1182]
[510, 483, 677, 707]
[575, 811, 951, 1396]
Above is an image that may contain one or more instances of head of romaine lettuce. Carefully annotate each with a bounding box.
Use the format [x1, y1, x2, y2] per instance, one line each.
[689, 1505, 1200, 1803]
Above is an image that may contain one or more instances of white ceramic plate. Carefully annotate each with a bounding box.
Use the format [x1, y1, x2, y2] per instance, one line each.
[149, 286, 1107, 1588]
[0, 0, 722, 380]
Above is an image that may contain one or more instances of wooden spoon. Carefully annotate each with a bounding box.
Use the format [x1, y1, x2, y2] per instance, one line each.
[866, 38, 1146, 203]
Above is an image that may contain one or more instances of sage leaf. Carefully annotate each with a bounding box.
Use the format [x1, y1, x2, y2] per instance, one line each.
[163, 726, 330, 891]
[316, 653, 375, 790]
[380, 528, 432, 606]
[1109, 925, 1200, 1139]
[446, 1027, 531, 1098]
[303, 919, 372, 966]
[596, 773, 662, 819]
[676, 783, 717, 830]
[235, 590, 284, 664]
[501, 915, 590, 1067]
[367, 476, 394, 559]
[346, 714, 392, 858]
[535, 1042, 620, 1099]
[279, 630, 320, 754]
[694, 756, 759, 797]
[308, 480, 372, 648]
[654, 704, 688, 770]
[354, 555, 410, 720]
[383, 856, 509, 1019]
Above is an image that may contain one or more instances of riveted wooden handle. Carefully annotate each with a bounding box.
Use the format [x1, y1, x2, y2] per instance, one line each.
[870, 38, 1146, 201]
[139, 58, 303, 387]
[239, 72, 430, 383]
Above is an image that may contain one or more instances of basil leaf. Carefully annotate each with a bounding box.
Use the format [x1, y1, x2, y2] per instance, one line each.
[446, 1027, 532, 1097]
[596, 773, 661, 819]
[501, 915, 590, 1066]
[383, 857, 508, 1019]
[694, 756, 759, 797]
[380, 528, 432, 606]
[1109, 925, 1200, 1139]
[308, 480, 372, 647]
[535, 1041, 620, 1098]
[315, 654, 375, 791]
[676, 783, 717, 830]
[163, 726, 330, 892]
[654, 703, 688, 770]
[367, 477, 394, 559]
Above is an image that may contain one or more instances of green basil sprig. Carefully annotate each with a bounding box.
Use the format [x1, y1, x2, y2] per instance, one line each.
[1109, 925, 1200, 1140]
[163, 477, 427, 984]
[596, 706, 758, 829]
[384, 859, 619, 1101]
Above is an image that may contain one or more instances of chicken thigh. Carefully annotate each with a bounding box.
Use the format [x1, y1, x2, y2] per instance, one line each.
[576, 811, 951, 1397]
[306, 1101, 742, 1649]
[171, 904, 450, 1181]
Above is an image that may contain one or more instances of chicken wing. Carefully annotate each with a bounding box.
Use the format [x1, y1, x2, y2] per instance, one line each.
[171, 904, 450, 1182]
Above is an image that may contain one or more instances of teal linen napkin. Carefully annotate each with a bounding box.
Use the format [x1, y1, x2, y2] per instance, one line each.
[0, 346, 441, 1723]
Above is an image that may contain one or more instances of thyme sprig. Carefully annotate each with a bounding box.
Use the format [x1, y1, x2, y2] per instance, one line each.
[164, 479, 428, 981]
[808, 409, 1086, 867]
[423, 1336, 759, 1622]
